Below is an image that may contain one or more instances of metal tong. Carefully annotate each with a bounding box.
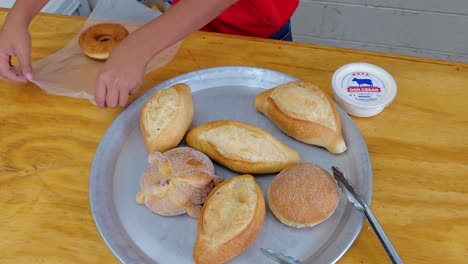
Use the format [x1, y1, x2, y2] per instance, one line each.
[331, 166, 403, 264]
[260, 248, 303, 264]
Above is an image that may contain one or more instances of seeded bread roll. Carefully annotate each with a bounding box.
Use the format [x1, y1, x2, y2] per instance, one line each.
[185, 120, 301, 174]
[193, 174, 265, 264]
[140, 83, 194, 153]
[268, 163, 340, 228]
[255, 81, 347, 154]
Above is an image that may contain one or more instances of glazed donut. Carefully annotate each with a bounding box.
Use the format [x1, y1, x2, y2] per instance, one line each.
[78, 23, 129, 60]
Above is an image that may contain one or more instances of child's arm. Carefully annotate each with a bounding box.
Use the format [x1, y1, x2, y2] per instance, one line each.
[126, 0, 239, 64]
[6, 0, 50, 25]
[0, 0, 49, 82]
[95, 0, 238, 108]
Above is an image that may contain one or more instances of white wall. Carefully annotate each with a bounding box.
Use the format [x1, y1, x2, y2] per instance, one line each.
[88, 0, 98, 8]
[291, 0, 468, 62]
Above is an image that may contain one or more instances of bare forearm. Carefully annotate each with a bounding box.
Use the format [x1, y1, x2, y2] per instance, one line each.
[6, 0, 49, 26]
[124, 0, 238, 65]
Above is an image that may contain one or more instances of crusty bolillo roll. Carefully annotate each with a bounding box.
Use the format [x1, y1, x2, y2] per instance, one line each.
[140, 83, 194, 153]
[255, 81, 347, 154]
[193, 174, 265, 264]
[185, 120, 301, 174]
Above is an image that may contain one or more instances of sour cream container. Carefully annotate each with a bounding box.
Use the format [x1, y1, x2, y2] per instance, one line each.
[331, 62, 397, 117]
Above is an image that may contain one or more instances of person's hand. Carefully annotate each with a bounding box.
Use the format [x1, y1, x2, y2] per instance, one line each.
[0, 21, 32, 82]
[94, 40, 148, 108]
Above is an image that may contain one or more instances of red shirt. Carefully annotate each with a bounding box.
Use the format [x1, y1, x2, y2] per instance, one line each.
[172, 0, 299, 38]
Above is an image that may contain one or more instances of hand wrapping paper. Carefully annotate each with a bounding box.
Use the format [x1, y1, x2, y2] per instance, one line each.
[31, 0, 181, 104]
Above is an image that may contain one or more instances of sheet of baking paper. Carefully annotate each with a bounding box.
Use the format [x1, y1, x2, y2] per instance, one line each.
[30, 0, 181, 104]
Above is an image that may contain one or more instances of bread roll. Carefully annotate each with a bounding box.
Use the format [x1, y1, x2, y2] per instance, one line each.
[136, 147, 223, 218]
[193, 174, 265, 264]
[255, 81, 347, 154]
[267, 163, 339, 228]
[185, 120, 300, 174]
[78, 23, 129, 60]
[140, 83, 194, 153]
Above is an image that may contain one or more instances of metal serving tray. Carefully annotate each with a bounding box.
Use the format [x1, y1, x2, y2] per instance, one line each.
[89, 66, 372, 264]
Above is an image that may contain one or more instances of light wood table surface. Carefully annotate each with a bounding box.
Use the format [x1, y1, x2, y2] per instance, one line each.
[0, 11, 467, 264]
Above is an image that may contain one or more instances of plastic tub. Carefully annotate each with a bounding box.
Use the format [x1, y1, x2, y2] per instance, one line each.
[331, 62, 397, 117]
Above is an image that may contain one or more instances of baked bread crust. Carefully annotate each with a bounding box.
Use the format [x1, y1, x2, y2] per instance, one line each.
[140, 83, 194, 153]
[136, 147, 222, 218]
[78, 23, 129, 60]
[185, 120, 301, 174]
[255, 81, 347, 154]
[268, 163, 339, 228]
[193, 174, 265, 264]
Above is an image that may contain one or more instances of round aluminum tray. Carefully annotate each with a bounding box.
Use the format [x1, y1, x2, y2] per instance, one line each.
[89, 66, 372, 264]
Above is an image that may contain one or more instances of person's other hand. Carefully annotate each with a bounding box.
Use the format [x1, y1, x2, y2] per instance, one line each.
[0, 21, 32, 82]
[94, 40, 148, 108]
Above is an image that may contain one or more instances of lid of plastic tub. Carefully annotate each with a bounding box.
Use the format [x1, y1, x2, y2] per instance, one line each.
[331, 62, 397, 110]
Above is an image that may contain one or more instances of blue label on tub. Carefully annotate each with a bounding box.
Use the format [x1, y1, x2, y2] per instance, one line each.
[341, 72, 385, 102]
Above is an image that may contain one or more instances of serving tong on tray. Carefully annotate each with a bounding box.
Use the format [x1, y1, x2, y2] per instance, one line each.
[260, 248, 303, 264]
[331, 166, 403, 264]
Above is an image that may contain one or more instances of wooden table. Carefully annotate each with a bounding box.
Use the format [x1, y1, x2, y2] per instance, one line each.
[1, 11, 467, 264]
